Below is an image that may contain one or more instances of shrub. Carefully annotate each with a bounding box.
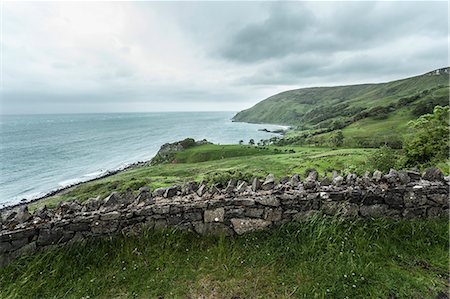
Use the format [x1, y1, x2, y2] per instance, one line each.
[404, 105, 449, 165]
[367, 146, 402, 173]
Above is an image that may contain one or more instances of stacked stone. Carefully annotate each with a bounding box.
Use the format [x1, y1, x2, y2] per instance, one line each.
[0, 167, 448, 268]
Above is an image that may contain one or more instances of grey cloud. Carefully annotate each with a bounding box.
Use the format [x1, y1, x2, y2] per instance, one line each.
[220, 2, 448, 64]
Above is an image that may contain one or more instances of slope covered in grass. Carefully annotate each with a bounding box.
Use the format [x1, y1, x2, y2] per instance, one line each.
[1, 217, 447, 298]
[233, 68, 449, 133]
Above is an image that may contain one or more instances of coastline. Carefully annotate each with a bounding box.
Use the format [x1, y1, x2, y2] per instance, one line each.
[0, 160, 150, 212]
[1, 126, 289, 212]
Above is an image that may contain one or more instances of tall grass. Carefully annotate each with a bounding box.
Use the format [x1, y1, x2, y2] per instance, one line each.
[1, 217, 448, 298]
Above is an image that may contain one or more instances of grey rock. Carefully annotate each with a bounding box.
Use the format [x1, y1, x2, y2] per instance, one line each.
[204, 208, 225, 223]
[197, 184, 207, 197]
[290, 174, 300, 187]
[152, 205, 170, 214]
[251, 177, 261, 192]
[209, 184, 221, 195]
[261, 174, 275, 190]
[405, 170, 421, 181]
[263, 208, 282, 222]
[372, 170, 382, 182]
[13, 206, 31, 225]
[321, 176, 332, 186]
[138, 186, 150, 193]
[244, 208, 264, 218]
[135, 189, 154, 205]
[152, 188, 166, 197]
[231, 218, 271, 235]
[164, 186, 179, 198]
[254, 196, 280, 207]
[236, 181, 248, 192]
[224, 180, 236, 193]
[82, 196, 102, 211]
[423, 167, 444, 181]
[0, 241, 12, 254]
[306, 170, 318, 182]
[384, 169, 399, 184]
[346, 173, 357, 184]
[37, 229, 63, 246]
[360, 204, 389, 218]
[103, 192, 121, 207]
[100, 211, 121, 221]
[333, 176, 344, 187]
[194, 222, 233, 236]
[91, 220, 118, 234]
[398, 171, 411, 185]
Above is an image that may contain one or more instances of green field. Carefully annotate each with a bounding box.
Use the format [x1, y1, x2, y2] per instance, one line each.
[29, 144, 375, 210]
[1, 217, 447, 298]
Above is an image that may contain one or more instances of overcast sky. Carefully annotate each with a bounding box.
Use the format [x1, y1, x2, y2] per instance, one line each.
[1, 1, 448, 114]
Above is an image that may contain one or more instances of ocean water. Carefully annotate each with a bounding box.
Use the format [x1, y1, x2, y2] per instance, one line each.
[0, 112, 286, 206]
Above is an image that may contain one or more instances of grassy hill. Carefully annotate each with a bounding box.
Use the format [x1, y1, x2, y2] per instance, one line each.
[4, 144, 449, 298]
[233, 68, 449, 145]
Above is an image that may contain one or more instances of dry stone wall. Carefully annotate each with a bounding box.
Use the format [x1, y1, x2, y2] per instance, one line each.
[1, 168, 449, 267]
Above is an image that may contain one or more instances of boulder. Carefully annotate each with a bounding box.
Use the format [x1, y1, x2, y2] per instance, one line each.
[224, 180, 236, 193]
[251, 177, 261, 192]
[135, 189, 154, 205]
[384, 169, 399, 184]
[103, 192, 121, 207]
[163, 186, 179, 198]
[197, 184, 207, 197]
[405, 170, 421, 181]
[193, 222, 233, 236]
[204, 208, 225, 223]
[306, 170, 318, 182]
[397, 171, 411, 185]
[360, 204, 389, 218]
[261, 174, 275, 190]
[304, 170, 319, 189]
[13, 206, 31, 225]
[152, 188, 166, 197]
[422, 167, 444, 182]
[236, 181, 248, 192]
[290, 174, 300, 187]
[321, 176, 332, 186]
[82, 196, 101, 211]
[346, 173, 357, 185]
[372, 170, 382, 182]
[231, 218, 271, 235]
[209, 184, 221, 195]
[333, 176, 344, 187]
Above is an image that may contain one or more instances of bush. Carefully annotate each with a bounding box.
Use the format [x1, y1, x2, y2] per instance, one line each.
[367, 146, 402, 173]
[404, 106, 449, 166]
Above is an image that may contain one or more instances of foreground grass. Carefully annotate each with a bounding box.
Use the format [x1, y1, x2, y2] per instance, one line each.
[31, 145, 375, 210]
[1, 217, 448, 298]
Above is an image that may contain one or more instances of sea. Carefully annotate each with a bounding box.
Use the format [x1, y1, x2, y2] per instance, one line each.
[0, 112, 286, 207]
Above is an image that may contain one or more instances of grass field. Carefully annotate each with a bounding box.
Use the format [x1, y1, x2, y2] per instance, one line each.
[29, 144, 376, 210]
[1, 217, 447, 298]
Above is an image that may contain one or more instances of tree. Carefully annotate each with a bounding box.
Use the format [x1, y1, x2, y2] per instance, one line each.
[249, 139, 255, 145]
[404, 105, 449, 165]
[331, 130, 344, 147]
[239, 140, 244, 145]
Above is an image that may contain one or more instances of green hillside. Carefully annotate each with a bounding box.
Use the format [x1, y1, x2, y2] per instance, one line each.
[233, 68, 449, 136]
